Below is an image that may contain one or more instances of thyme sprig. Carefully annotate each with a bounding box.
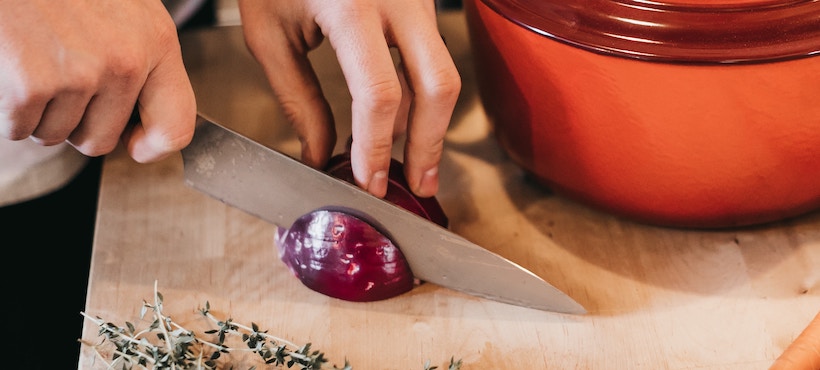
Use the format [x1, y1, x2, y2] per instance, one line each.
[81, 282, 462, 370]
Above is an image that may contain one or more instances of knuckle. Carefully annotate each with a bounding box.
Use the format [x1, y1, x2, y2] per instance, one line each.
[107, 52, 144, 84]
[155, 16, 182, 45]
[68, 66, 101, 94]
[353, 137, 394, 164]
[422, 67, 462, 105]
[276, 95, 312, 124]
[0, 126, 30, 141]
[408, 135, 445, 158]
[0, 100, 45, 141]
[0, 114, 34, 139]
[5, 80, 50, 109]
[366, 139, 393, 157]
[242, 29, 268, 57]
[359, 78, 403, 114]
[59, 60, 101, 96]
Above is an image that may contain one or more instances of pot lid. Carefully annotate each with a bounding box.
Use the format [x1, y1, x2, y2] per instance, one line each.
[479, 0, 820, 63]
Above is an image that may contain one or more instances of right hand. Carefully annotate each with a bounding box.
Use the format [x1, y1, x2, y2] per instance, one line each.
[0, 0, 197, 163]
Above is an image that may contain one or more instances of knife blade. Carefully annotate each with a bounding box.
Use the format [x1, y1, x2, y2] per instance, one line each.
[181, 113, 586, 314]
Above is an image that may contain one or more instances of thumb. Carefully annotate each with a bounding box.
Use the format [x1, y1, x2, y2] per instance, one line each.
[125, 54, 196, 163]
[771, 311, 820, 370]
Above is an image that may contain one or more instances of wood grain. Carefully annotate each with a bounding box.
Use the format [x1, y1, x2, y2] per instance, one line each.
[79, 12, 820, 370]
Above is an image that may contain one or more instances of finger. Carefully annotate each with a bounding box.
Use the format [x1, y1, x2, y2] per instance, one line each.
[323, 8, 402, 197]
[771, 311, 820, 370]
[387, 4, 461, 197]
[239, 1, 335, 169]
[124, 52, 196, 163]
[0, 76, 49, 140]
[31, 57, 99, 146]
[67, 88, 138, 157]
[0, 96, 46, 141]
[33, 91, 93, 146]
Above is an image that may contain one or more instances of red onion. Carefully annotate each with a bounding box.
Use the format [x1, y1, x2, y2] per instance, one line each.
[276, 153, 448, 302]
[324, 153, 448, 228]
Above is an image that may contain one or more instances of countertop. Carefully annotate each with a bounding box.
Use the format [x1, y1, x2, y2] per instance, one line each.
[79, 11, 820, 369]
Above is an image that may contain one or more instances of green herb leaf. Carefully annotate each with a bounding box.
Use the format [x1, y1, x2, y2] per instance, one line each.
[81, 281, 462, 369]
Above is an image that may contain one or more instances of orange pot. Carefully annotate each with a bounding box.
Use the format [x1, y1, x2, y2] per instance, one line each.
[465, 0, 820, 228]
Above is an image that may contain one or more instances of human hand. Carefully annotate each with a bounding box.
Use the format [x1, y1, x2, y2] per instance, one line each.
[0, 1, 196, 163]
[771, 311, 820, 370]
[238, 0, 461, 198]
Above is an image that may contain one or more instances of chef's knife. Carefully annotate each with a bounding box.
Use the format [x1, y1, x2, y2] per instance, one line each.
[180, 113, 586, 314]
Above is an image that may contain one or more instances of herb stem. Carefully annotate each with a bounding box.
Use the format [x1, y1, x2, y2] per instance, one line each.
[149, 281, 179, 370]
[81, 281, 462, 370]
[200, 309, 300, 349]
[80, 312, 159, 366]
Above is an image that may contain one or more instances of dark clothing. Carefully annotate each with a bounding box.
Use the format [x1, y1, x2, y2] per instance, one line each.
[2, 156, 102, 368]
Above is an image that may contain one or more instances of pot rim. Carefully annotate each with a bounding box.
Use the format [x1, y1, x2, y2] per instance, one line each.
[478, 0, 820, 64]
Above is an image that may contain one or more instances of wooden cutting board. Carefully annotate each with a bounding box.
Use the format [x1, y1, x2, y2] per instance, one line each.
[79, 11, 820, 370]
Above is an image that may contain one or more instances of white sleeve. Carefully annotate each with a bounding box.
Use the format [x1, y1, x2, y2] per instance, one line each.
[0, 140, 89, 207]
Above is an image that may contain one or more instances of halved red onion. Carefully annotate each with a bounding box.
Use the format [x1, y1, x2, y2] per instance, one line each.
[276, 153, 448, 302]
[276, 210, 415, 301]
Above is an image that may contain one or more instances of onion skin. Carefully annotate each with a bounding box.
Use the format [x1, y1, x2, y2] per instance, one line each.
[276, 210, 415, 302]
[276, 153, 448, 302]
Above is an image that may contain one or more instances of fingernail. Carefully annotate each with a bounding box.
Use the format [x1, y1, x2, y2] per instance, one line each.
[367, 170, 388, 197]
[416, 167, 439, 197]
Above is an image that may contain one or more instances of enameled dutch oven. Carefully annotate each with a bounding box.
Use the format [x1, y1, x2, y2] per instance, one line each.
[464, 0, 820, 228]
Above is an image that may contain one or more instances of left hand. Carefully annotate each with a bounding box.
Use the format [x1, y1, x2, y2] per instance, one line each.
[237, 0, 461, 198]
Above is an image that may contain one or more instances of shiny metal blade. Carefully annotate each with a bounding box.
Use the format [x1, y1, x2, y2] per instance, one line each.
[181, 114, 586, 314]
